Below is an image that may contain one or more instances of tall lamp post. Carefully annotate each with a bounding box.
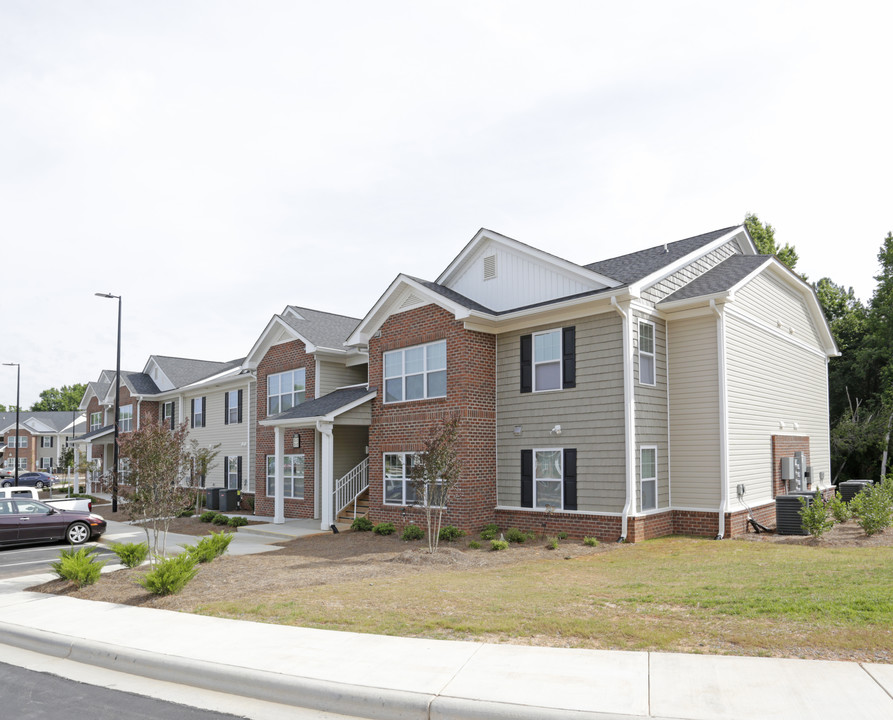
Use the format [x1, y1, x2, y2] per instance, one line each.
[95, 293, 121, 513]
[2, 363, 20, 487]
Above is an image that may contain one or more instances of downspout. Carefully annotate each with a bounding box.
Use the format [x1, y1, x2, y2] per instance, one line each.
[710, 299, 729, 540]
[611, 296, 636, 542]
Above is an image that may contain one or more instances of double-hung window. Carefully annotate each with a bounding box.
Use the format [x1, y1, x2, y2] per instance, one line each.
[520, 448, 577, 511]
[191, 397, 205, 428]
[267, 369, 305, 415]
[40, 457, 53, 470]
[520, 327, 575, 393]
[533, 330, 562, 391]
[640, 447, 657, 511]
[161, 401, 175, 429]
[7, 436, 27, 448]
[265, 454, 305, 499]
[224, 456, 242, 490]
[383, 340, 446, 403]
[225, 389, 243, 424]
[639, 321, 656, 386]
[41, 436, 54, 448]
[90, 412, 102, 431]
[120, 404, 133, 432]
[382, 452, 445, 506]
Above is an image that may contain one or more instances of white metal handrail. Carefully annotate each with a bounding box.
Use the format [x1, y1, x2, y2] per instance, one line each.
[334, 457, 369, 519]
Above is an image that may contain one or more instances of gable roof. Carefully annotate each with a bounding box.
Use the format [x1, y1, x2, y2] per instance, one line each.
[0, 411, 85, 434]
[148, 356, 242, 389]
[280, 307, 362, 349]
[659, 255, 772, 303]
[260, 385, 375, 426]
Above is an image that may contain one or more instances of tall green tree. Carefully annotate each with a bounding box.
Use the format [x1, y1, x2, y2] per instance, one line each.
[30, 383, 87, 411]
[744, 213, 799, 270]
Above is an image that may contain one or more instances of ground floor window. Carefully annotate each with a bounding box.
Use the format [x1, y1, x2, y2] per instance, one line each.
[119, 458, 131, 483]
[534, 449, 563, 508]
[39, 457, 53, 470]
[266, 454, 304, 499]
[521, 448, 577, 511]
[224, 456, 242, 490]
[640, 446, 657, 511]
[383, 452, 445, 506]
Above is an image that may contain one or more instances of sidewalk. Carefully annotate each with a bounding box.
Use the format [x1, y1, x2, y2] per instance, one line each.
[1, 572, 892, 720]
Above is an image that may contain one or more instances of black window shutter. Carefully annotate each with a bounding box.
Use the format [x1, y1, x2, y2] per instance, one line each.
[191, 399, 195, 428]
[237, 456, 243, 489]
[223, 456, 229, 484]
[224, 392, 229, 425]
[562, 326, 576, 389]
[520, 449, 533, 508]
[520, 335, 532, 393]
[49, 437, 54, 448]
[202, 397, 207, 427]
[237, 389, 243, 424]
[563, 448, 577, 511]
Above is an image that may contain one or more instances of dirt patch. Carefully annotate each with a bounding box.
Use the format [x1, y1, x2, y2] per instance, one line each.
[734, 520, 893, 547]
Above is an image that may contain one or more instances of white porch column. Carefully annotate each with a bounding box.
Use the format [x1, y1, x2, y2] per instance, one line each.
[73, 446, 81, 494]
[317, 420, 334, 530]
[274, 426, 285, 524]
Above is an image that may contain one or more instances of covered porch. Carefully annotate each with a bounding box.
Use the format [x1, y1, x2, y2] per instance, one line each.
[260, 385, 375, 529]
[72, 425, 116, 493]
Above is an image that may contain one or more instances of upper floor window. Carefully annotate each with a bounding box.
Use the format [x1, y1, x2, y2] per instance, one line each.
[225, 389, 243, 425]
[268, 369, 305, 416]
[533, 330, 562, 391]
[639, 321, 656, 386]
[90, 412, 102, 431]
[40, 436, 54, 448]
[161, 401, 175, 429]
[120, 404, 133, 433]
[191, 397, 205, 428]
[520, 327, 575, 393]
[7, 436, 28, 448]
[383, 340, 446, 404]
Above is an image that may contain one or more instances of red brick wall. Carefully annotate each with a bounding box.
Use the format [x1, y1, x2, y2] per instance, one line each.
[254, 339, 317, 518]
[3, 428, 34, 472]
[771, 435, 811, 496]
[367, 304, 497, 533]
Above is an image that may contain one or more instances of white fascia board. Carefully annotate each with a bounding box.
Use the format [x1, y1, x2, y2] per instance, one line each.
[243, 315, 317, 370]
[23, 418, 55, 433]
[436, 228, 621, 289]
[78, 387, 97, 411]
[259, 390, 376, 428]
[345, 275, 477, 347]
[154, 369, 255, 398]
[462, 289, 632, 335]
[630, 226, 749, 297]
[141, 357, 174, 390]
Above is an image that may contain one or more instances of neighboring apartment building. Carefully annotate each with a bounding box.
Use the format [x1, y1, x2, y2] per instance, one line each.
[344, 225, 837, 540]
[1, 411, 85, 475]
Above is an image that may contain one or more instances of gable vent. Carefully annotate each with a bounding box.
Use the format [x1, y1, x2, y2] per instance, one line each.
[483, 254, 497, 281]
[400, 292, 424, 309]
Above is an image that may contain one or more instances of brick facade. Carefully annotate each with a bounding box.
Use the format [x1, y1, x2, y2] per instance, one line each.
[253, 339, 317, 518]
[3, 428, 34, 472]
[771, 435, 811, 496]
[367, 304, 497, 533]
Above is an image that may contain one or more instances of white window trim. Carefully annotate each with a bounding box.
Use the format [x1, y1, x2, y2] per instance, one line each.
[267, 368, 307, 416]
[638, 320, 656, 387]
[640, 445, 658, 511]
[533, 447, 564, 509]
[7, 436, 28, 448]
[90, 412, 102, 431]
[532, 329, 563, 393]
[265, 454, 305, 499]
[39, 457, 53, 469]
[227, 391, 240, 424]
[382, 451, 446, 506]
[120, 404, 134, 433]
[383, 339, 447, 404]
[193, 397, 204, 428]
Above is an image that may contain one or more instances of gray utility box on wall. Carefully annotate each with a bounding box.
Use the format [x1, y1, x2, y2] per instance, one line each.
[776, 492, 816, 535]
[781, 451, 810, 493]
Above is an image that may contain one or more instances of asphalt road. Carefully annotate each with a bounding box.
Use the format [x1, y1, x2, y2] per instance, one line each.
[0, 541, 116, 579]
[0, 661, 248, 720]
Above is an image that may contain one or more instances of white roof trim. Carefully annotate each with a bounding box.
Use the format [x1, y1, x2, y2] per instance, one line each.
[436, 228, 621, 290]
[259, 389, 376, 428]
[243, 315, 318, 370]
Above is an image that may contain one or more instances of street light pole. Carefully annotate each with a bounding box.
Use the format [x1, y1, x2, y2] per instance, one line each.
[2, 363, 20, 487]
[95, 293, 122, 513]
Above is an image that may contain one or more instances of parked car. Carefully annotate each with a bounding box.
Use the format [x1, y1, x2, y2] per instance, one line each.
[1, 471, 56, 489]
[0, 498, 106, 547]
[0, 487, 92, 512]
[0, 467, 15, 480]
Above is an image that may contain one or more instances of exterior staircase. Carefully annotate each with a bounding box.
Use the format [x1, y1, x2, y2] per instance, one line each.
[336, 488, 369, 525]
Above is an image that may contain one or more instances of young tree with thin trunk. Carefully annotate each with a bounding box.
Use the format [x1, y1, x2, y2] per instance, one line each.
[188, 440, 221, 515]
[408, 416, 461, 554]
[118, 421, 193, 561]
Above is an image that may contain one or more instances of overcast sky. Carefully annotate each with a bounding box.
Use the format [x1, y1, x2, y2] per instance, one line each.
[2, 1, 891, 408]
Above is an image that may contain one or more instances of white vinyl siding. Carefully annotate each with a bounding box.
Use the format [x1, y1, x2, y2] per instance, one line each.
[732, 272, 823, 348]
[667, 315, 721, 509]
[497, 313, 626, 513]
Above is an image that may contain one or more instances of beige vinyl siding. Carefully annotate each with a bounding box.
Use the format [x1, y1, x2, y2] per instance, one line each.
[667, 315, 721, 509]
[184, 385, 255, 490]
[633, 312, 669, 511]
[641, 240, 742, 305]
[318, 360, 367, 397]
[333, 425, 369, 482]
[497, 313, 626, 513]
[732, 273, 822, 348]
[725, 313, 830, 507]
[336, 403, 372, 425]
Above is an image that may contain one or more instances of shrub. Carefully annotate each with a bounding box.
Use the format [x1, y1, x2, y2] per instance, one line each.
[227, 516, 248, 528]
[212, 514, 230, 526]
[546, 537, 559, 550]
[504, 527, 529, 544]
[798, 493, 833, 538]
[50, 546, 105, 588]
[583, 536, 599, 547]
[557, 531, 568, 540]
[139, 553, 199, 595]
[828, 491, 852, 523]
[373, 522, 395, 536]
[177, 506, 194, 518]
[110, 541, 150, 568]
[351, 516, 374, 532]
[468, 540, 481, 549]
[401, 524, 425, 541]
[490, 539, 509, 551]
[850, 482, 893, 536]
[438, 525, 465, 542]
[480, 523, 500, 541]
[200, 511, 219, 523]
[184, 531, 234, 563]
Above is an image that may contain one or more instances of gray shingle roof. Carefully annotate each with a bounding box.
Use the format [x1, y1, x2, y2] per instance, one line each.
[659, 255, 771, 304]
[407, 278, 496, 313]
[75, 424, 115, 442]
[585, 226, 740, 285]
[267, 386, 374, 422]
[0, 411, 84, 433]
[281, 307, 362, 350]
[152, 356, 243, 389]
[123, 372, 161, 395]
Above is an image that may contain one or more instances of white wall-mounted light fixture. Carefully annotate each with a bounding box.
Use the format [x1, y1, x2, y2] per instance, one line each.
[513, 426, 522, 436]
[551, 424, 562, 436]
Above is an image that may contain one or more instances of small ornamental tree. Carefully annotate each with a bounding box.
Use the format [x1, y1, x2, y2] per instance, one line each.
[408, 416, 461, 554]
[118, 421, 193, 561]
[188, 440, 221, 515]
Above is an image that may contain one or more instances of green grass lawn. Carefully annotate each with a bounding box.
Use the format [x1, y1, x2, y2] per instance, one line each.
[196, 536, 893, 661]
